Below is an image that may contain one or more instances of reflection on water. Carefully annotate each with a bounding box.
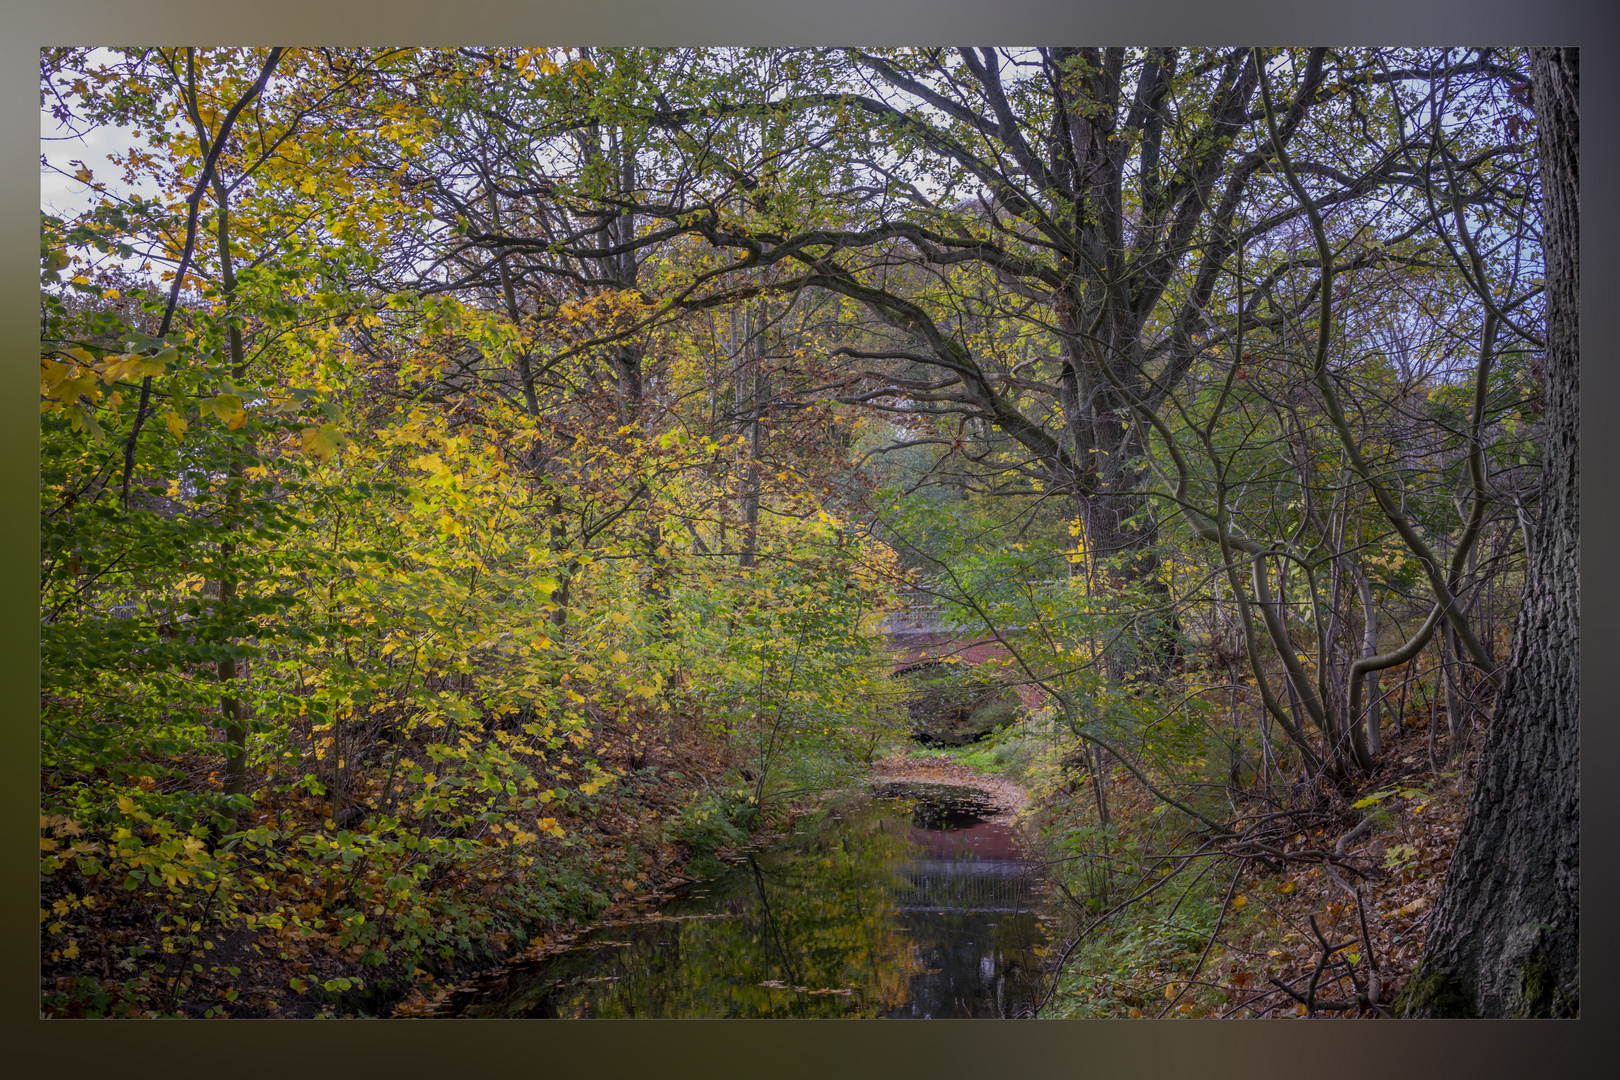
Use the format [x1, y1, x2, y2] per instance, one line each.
[444, 782, 1050, 1018]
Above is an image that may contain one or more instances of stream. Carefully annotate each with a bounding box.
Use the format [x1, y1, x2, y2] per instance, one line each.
[438, 780, 1054, 1018]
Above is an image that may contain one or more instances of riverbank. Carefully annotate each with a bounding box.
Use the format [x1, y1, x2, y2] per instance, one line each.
[406, 759, 1055, 1018]
[385, 720, 757, 1018]
[939, 717, 1481, 1019]
[865, 754, 1031, 823]
[396, 750, 1047, 1016]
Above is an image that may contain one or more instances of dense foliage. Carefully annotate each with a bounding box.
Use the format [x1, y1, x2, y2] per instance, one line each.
[40, 46, 1563, 1018]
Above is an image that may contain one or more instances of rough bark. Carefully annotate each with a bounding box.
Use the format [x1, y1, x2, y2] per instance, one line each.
[1400, 46, 1579, 1018]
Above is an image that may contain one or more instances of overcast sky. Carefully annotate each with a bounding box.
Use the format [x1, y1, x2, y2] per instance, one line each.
[41, 105, 165, 219]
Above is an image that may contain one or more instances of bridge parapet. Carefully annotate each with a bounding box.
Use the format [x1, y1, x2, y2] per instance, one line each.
[877, 606, 1026, 641]
[876, 604, 975, 637]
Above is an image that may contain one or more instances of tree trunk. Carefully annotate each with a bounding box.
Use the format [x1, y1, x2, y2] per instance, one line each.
[1357, 569, 1383, 757]
[739, 304, 764, 568]
[210, 163, 249, 839]
[1400, 47, 1579, 1018]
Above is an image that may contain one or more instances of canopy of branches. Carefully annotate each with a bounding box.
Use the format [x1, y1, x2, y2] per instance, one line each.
[39, 46, 1547, 1018]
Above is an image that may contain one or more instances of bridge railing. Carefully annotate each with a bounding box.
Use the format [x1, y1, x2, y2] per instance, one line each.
[877, 585, 1065, 638]
[876, 605, 1032, 637]
[875, 603, 976, 635]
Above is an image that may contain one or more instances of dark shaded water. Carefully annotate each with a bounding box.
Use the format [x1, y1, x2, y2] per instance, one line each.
[444, 782, 1052, 1018]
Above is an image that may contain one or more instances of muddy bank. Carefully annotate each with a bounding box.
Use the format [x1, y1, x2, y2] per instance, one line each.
[865, 755, 1032, 823]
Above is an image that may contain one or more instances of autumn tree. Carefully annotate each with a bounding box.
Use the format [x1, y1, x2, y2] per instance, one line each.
[38, 44, 1574, 1020]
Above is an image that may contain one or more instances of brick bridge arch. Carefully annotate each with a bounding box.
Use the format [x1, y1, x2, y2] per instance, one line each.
[888, 632, 1013, 675]
[879, 600, 1044, 709]
[880, 599, 1010, 669]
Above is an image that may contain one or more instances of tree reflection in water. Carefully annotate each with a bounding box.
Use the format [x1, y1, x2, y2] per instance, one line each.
[448, 783, 1050, 1018]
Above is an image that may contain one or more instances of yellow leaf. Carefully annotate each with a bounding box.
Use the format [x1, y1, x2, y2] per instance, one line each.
[411, 453, 446, 475]
[201, 393, 242, 422]
[610, 649, 629, 665]
[164, 410, 188, 438]
[39, 356, 68, 391]
[301, 423, 343, 462]
[1232, 895, 1247, 908]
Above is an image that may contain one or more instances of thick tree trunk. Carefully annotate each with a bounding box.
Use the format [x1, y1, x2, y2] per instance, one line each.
[1400, 47, 1579, 1018]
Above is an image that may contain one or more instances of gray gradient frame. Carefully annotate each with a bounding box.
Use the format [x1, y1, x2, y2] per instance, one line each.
[6, 4, 1613, 1074]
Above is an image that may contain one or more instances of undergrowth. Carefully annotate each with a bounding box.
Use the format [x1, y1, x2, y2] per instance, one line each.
[902, 702, 1476, 1019]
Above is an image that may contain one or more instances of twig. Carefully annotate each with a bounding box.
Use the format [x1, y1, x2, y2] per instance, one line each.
[1265, 975, 1362, 1013]
[1305, 913, 1358, 1016]
[1334, 815, 1373, 856]
[1353, 886, 1392, 1017]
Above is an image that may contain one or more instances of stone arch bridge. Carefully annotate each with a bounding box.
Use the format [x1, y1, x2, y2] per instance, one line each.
[876, 598, 1046, 711]
[877, 600, 1011, 672]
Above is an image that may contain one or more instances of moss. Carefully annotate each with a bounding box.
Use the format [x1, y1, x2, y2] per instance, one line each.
[1396, 951, 1579, 1018]
[1394, 968, 1477, 1017]
[1513, 948, 1579, 1018]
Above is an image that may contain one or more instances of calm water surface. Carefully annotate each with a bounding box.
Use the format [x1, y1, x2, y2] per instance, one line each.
[444, 782, 1052, 1018]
